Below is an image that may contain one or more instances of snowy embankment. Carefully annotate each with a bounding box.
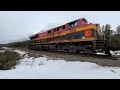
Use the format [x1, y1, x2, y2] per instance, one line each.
[0, 47, 120, 79]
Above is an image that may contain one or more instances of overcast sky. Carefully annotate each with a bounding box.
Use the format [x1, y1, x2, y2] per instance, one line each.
[0, 11, 120, 44]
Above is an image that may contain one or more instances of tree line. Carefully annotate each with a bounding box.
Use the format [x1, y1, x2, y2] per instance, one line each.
[6, 40, 29, 48]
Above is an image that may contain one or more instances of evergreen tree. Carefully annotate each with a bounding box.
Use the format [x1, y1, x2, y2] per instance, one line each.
[116, 25, 120, 34]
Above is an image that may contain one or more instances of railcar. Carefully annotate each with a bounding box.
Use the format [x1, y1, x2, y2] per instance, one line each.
[28, 18, 120, 55]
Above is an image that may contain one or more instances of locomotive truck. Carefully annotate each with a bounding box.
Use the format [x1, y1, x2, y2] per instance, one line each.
[28, 18, 120, 55]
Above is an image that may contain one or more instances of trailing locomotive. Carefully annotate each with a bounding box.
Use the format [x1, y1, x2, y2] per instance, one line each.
[28, 18, 120, 55]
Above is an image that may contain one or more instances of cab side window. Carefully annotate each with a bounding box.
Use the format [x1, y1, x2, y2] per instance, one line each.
[68, 20, 79, 29]
[81, 18, 88, 24]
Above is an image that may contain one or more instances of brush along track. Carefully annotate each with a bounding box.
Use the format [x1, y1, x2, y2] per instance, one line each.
[12, 47, 120, 67]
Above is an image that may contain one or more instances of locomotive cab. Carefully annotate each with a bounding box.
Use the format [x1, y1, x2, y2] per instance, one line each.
[81, 18, 88, 24]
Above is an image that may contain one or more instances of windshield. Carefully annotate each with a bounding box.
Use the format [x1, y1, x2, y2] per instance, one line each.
[81, 18, 88, 24]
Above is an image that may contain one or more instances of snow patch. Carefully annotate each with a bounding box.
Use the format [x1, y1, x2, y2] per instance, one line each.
[96, 51, 120, 56]
[110, 51, 120, 56]
[14, 50, 27, 55]
[0, 50, 4, 53]
[1, 48, 120, 79]
[96, 52, 108, 55]
[2, 47, 10, 50]
[1, 56, 120, 79]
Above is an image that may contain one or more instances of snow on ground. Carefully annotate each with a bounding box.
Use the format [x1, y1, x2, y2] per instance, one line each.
[14, 50, 28, 56]
[0, 50, 4, 53]
[2, 47, 11, 50]
[96, 50, 120, 56]
[0, 47, 6, 53]
[96, 52, 108, 55]
[0, 47, 120, 79]
[110, 51, 120, 55]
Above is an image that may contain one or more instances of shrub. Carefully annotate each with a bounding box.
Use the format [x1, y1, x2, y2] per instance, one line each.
[0, 50, 21, 70]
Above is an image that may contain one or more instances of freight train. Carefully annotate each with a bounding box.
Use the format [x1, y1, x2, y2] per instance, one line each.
[28, 18, 120, 55]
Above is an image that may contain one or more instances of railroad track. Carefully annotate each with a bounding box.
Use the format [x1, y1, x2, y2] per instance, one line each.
[33, 49, 120, 60]
[11, 47, 120, 67]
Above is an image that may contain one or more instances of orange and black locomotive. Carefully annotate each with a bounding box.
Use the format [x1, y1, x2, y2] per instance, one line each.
[28, 18, 120, 55]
